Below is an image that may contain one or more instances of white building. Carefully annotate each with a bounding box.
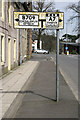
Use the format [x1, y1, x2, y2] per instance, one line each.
[32, 40, 42, 52]
[76, 37, 80, 43]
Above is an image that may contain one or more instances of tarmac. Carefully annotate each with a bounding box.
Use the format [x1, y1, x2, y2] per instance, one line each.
[0, 54, 79, 119]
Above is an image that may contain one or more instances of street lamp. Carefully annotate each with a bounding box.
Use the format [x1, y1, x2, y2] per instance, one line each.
[66, 21, 73, 55]
[66, 22, 69, 55]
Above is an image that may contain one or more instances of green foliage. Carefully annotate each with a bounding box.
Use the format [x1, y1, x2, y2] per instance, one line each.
[41, 34, 56, 52]
[70, 50, 77, 54]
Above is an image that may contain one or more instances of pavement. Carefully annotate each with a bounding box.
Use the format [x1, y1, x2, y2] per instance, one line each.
[13, 54, 78, 118]
[0, 60, 39, 119]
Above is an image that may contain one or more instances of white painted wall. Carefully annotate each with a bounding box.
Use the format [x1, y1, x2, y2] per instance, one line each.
[40, 40, 42, 49]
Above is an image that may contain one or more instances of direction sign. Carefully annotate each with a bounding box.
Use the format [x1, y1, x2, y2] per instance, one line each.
[46, 13, 59, 29]
[19, 14, 39, 26]
[14, 12, 64, 29]
[13, 11, 64, 102]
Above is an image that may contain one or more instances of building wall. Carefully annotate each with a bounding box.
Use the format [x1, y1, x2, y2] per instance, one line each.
[16, 4, 28, 65]
[0, 1, 18, 75]
[0, 1, 28, 75]
[22, 29, 27, 62]
[0, 1, 31, 76]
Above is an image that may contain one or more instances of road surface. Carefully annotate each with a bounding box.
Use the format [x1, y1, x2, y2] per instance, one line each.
[50, 53, 78, 101]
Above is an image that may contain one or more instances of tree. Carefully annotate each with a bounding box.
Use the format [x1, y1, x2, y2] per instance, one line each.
[41, 33, 56, 52]
[32, 1, 55, 48]
[61, 34, 79, 42]
[67, 1, 80, 34]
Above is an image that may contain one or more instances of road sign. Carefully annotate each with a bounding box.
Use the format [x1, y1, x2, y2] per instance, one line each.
[14, 12, 64, 29]
[14, 11, 64, 102]
[19, 14, 39, 26]
[46, 13, 59, 29]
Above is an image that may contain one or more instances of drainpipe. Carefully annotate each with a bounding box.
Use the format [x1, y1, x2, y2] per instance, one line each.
[18, 8, 22, 65]
[19, 29, 22, 65]
[29, 2, 32, 57]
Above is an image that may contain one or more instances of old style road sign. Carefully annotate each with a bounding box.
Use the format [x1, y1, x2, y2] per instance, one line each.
[14, 12, 64, 29]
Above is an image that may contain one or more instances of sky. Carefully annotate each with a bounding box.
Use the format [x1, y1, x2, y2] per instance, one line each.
[54, 1, 78, 38]
[3, 0, 78, 38]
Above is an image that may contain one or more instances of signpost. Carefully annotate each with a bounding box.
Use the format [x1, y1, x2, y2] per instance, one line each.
[56, 29, 59, 102]
[14, 12, 64, 102]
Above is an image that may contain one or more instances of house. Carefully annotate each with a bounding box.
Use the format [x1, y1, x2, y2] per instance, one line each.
[0, 1, 19, 75]
[76, 37, 80, 43]
[32, 40, 42, 52]
[0, 1, 32, 76]
[60, 42, 80, 54]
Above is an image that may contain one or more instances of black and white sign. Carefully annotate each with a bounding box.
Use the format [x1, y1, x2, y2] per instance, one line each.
[19, 14, 39, 26]
[46, 14, 59, 28]
[14, 12, 64, 29]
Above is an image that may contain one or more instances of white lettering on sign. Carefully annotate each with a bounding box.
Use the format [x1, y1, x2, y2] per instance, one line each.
[46, 14, 59, 28]
[19, 14, 39, 26]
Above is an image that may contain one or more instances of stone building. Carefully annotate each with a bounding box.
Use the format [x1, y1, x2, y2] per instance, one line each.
[0, 1, 31, 76]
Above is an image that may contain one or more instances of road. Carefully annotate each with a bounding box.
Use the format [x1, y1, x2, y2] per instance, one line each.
[50, 53, 78, 101]
[14, 53, 78, 118]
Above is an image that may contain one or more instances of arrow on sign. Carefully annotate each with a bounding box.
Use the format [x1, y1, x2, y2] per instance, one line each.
[59, 19, 62, 22]
[15, 18, 19, 22]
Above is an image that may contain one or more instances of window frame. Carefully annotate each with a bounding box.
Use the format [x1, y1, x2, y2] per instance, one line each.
[1, 33, 5, 65]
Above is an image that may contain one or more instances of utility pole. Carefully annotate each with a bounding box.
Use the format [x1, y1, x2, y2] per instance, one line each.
[56, 29, 59, 102]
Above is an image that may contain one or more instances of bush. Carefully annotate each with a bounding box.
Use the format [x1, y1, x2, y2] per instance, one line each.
[70, 50, 77, 54]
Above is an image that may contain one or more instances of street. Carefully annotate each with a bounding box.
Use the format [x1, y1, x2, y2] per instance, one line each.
[50, 53, 78, 101]
[14, 53, 78, 118]
[0, 1, 80, 119]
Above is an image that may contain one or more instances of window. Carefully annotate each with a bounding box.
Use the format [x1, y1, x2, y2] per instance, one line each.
[1, 34, 5, 64]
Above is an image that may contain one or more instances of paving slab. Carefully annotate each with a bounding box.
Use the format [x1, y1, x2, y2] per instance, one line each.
[0, 61, 39, 119]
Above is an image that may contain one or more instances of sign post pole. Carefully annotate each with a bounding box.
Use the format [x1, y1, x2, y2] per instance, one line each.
[14, 12, 64, 102]
[56, 29, 59, 102]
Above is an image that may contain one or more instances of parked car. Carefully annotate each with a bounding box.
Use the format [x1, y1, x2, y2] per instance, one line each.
[35, 49, 49, 54]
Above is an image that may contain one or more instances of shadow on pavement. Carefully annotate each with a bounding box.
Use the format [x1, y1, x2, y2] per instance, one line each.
[1, 90, 56, 102]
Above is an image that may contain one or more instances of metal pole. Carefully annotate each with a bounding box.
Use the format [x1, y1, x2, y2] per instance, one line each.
[56, 29, 59, 102]
[66, 22, 68, 54]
